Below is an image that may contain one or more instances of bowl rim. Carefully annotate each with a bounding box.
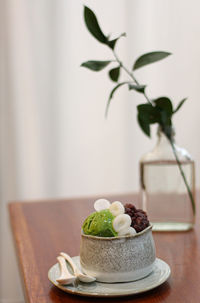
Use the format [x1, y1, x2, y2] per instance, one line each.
[81, 224, 153, 240]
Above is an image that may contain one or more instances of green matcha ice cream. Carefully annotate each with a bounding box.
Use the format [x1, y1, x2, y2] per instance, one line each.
[82, 209, 117, 237]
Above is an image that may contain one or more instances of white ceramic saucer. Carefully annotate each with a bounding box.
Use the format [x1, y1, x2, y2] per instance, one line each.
[48, 256, 170, 297]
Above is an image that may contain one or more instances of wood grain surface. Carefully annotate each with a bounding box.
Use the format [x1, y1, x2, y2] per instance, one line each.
[8, 193, 200, 303]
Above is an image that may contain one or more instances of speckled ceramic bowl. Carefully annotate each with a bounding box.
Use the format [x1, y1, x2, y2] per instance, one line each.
[80, 225, 156, 283]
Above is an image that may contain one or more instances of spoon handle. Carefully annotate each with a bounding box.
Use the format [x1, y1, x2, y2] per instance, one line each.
[60, 252, 80, 275]
[57, 256, 74, 279]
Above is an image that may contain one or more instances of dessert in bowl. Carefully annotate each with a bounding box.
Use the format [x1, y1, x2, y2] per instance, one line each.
[80, 200, 156, 283]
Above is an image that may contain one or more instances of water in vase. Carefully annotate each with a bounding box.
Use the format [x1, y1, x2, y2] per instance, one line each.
[140, 160, 195, 231]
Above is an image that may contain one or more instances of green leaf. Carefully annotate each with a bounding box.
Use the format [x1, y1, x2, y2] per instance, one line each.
[153, 97, 173, 131]
[160, 111, 172, 127]
[137, 115, 151, 137]
[162, 124, 173, 140]
[153, 97, 173, 117]
[105, 82, 128, 117]
[129, 84, 146, 94]
[107, 32, 126, 50]
[133, 51, 171, 71]
[173, 98, 187, 114]
[108, 66, 120, 82]
[137, 104, 160, 137]
[138, 104, 160, 123]
[81, 60, 111, 71]
[84, 6, 108, 44]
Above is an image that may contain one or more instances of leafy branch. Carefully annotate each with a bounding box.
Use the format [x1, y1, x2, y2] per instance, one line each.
[81, 5, 195, 214]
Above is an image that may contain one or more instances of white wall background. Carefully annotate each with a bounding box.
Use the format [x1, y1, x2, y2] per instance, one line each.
[0, 0, 200, 302]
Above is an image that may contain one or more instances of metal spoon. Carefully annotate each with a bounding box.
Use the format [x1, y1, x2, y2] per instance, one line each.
[56, 256, 76, 285]
[60, 252, 96, 283]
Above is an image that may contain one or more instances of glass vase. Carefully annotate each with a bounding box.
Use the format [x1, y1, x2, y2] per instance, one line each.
[140, 128, 195, 231]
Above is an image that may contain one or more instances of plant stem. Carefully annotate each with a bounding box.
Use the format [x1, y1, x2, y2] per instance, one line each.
[113, 50, 152, 105]
[112, 49, 195, 215]
[169, 139, 196, 214]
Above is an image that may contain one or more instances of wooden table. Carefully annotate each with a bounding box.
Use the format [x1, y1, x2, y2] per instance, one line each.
[9, 193, 200, 303]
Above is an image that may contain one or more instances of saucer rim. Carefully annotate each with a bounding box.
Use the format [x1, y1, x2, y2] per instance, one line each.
[48, 256, 171, 298]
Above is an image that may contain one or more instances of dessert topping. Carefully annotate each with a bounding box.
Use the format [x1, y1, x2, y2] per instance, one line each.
[94, 199, 111, 211]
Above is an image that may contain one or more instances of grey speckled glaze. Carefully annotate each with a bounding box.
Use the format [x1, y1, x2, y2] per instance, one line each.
[80, 225, 156, 283]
